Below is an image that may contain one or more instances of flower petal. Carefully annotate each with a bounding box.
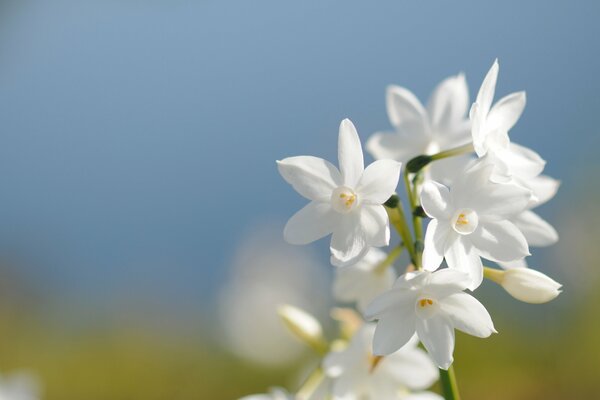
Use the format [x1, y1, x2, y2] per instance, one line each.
[356, 160, 402, 204]
[487, 91, 526, 133]
[526, 175, 560, 206]
[386, 85, 428, 132]
[427, 73, 469, 130]
[513, 210, 559, 247]
[284, 201, 339, 245]
[422, 219, 449, 272]
[364, 289, 416, 319]
[416, 316, 455, 370]
[470, 220, 530, 262]
[444, 235, 483, 290]
[277, 156, 342, 201]
[372, 312, 416, 356]
[330, 213, 368, 266]
[360, 205, 390, 247]
[366, 131, 426, 162]
[426, 268, 471, 298]
[441, 293, 496, 338]
[420, 181, 453, 220]
[338, 119, 364, 187]
[497, 143, 546, 179]
[384, 346, 439, 390]
[475, 59, 499, 117]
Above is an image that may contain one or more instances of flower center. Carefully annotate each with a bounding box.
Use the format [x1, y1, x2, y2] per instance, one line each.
[331, 186, 358, 214]
[415, 295, 439, 320]
[452, 208, 479, 235]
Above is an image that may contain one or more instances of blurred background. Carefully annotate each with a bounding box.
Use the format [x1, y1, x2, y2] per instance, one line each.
[0, 0, 597, 399]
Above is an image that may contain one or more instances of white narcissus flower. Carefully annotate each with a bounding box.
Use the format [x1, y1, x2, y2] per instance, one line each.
[278, 119, 402, 266]
[365, 269, 496, 369]
[470, 59, 545, 181]
[323, 324, 438, 399]
[333, 248, 397, 312]
[367, 74, 471, 182]
[420, 160, 531, 289]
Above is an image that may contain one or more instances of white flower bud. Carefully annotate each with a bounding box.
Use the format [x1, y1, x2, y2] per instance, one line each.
[277, 304, 327, 354]
[500, 268, 562, 304]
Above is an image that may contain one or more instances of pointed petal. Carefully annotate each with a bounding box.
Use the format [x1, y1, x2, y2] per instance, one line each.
[445, 236, 483, 290]
[487, 91, 526, 133]
[422, 220, 449, 272]
[277, 156, 341, 201]
[420, 181, 453, 220]
[426, 268, 471, 297]
[475, 59, 499, 117]
[526, 175, 560, 206]
[384, 347, 439, 390]
[441, 293, 496, 338]
[372, 313, 416, 356]
[386, 85, 428, 132]
[330, 213, 368, 266]
[513, 210, 559, 247]
[364, 289, 415, 319]
[356, 160, 402, 204]
[360, 205, 390, 247]
[499, 143, 546, 179]
[470, 220, 530, 262]
[416, 316, 455, 370]
[284, 202, 339, 245]
[338, 119, 364, 187]
[427, 73, 470, 130]
[498, 258, 528, 269]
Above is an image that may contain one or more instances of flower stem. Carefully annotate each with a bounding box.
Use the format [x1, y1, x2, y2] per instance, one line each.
[439, 366, 462, 400]
[374, 244, 403, 274]
[403, 169, 423, 269]
[430, 143, 474, 161]
[385, 204, 417, 267]
[296, 367, 324, 399]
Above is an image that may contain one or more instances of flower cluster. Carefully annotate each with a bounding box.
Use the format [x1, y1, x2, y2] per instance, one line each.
[242, 60, 561, 400]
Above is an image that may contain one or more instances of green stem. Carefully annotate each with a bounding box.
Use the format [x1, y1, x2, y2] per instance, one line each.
[403, 169, 423, 269]
[385, 204, 417, 267]
[440, 366, 461, 400]
[430, 143, 474, 161]
[296, 367, 324, 399]
[374, 244, 403, 274]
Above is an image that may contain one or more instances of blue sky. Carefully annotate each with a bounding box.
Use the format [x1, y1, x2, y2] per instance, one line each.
[0, 0, 596, 316]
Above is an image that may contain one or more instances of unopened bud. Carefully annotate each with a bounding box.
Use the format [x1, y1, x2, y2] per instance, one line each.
[406, 155, 432, 173]
[277, 304, 328, 354]
[485, 267, 562, 304]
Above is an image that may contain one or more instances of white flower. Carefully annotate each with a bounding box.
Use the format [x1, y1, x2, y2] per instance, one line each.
[470, 59, 545, 181]
[278, 304, 327, 352]
[239, 388, 293, 400]
[323, 324, 438, 399]
[420, 160, 531, 289]
[278, 119, 402, 266]
[487, 267, 562, 304]
[365, 269, 496, 369]
[0, 372, 40, 400]
[333, 248, 397, 312]
[367, 74, 471, 181]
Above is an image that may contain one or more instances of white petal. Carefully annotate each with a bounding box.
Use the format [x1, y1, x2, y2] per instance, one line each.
[441, 293, 496, 338]
[416, 316, 455, 370]
[445, 235, 483, 290]
[420, 181, 453, 220]
[372, 312, 416, 356]
[284, 202, 339, 245]
[475, 59, 499, 117]
[426, 268, 471, 298]
[364, 289, 416, 319]
[386, 85, 428, 132]
[384, 347, 439, 390]
[357, 160, 402, 204]
[498, 258, 528, 269]
[513, 210, 559, 247]
[470, 220, 530, 262]
[422, 219, 449, 272]
[525, 175, 560, 206]
[360, 205, 390, 247]
[277, 156, 341, 201]
[366, 131, 425, 162]
[487, 91, 526, 133]
[330, 213, 368, 266]
[427, 73, 469, 130]
[499, 143, 546, 179]
[338, 119, 364, 187]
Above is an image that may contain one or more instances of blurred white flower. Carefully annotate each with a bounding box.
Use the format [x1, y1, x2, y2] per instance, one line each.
[278, 119, 401, 266]
[0, 372, 40, 400]
[239, 388, 293, 400]
[333, 248, 397, 312]
[366, 269, 496, 369]
[367, 74, 471, 182]
[323, 324, 438, 399]
[470, 59, 545, 181]
[219, 227, 331, 367]
[420, 161, 531, 289]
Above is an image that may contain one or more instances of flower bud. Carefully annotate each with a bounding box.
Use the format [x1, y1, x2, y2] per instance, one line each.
[277, 304, 328, 354]
[406, 154, 432, 173]
[486, 267, 562, 304]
